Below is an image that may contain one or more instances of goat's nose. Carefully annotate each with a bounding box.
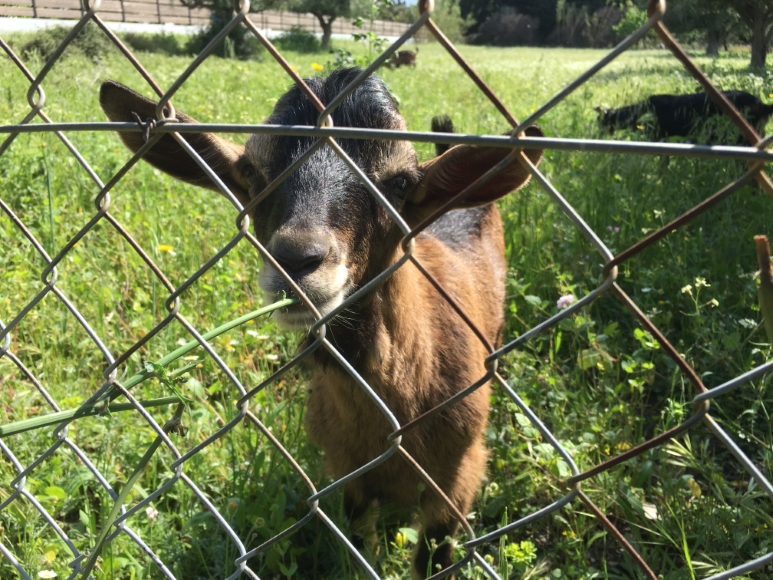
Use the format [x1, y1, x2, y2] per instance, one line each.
[271, 239, 329, 276]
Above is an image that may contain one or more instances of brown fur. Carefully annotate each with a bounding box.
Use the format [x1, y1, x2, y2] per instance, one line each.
[306, 208, 505, 578]
[99, 73, 543, 579]
[387, 49, 419, 68]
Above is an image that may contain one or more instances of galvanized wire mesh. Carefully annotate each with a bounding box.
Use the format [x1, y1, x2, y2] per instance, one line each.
[1, 0, 773, 578]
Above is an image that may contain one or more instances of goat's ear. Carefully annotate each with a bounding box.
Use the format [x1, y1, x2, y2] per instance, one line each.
[100, 81, 255, 206]
[410, 126, 544, 209]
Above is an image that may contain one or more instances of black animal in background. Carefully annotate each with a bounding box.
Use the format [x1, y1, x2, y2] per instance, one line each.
[431, 114, 455, 156]
[595, 90, 773, 144]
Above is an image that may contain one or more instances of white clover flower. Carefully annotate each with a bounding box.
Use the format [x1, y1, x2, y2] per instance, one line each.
[146, 506, 159, 520]
[556, 294, 576, 309]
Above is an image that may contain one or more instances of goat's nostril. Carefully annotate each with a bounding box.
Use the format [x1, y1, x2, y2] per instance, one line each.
[272, 242, 328, 276]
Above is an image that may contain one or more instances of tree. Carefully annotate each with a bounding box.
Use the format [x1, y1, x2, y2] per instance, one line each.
[287, 0, 351, 49]
[665, 0, 740, 56]
[425, 0, 473, 43]
[727, 0, 773, 68]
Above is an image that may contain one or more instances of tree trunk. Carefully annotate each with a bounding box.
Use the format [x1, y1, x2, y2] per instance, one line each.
[314, 14, 335, 49]
[751, 15, 768, 68]
[706, 29, 721, 56]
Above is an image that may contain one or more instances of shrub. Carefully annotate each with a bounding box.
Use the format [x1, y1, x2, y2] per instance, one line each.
[274, 26, 321, 53]
[186, 12, 263, 60]
[474, 8, 539, 47]
[20, 22, 115, 63]
[121, 32, 192, 56]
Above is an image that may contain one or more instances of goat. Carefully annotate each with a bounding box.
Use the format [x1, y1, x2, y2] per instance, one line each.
[99, 68, 543, 579]
[595, 90, 773, 144]
[387, 47, 418, 68]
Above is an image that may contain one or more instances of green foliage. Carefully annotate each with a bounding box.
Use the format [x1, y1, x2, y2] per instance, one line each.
[187, 16, 265, 60]
[17, 22, 115, 63]
[428, 0, 474, 43]
[1, 44, 773, 579]
[121, 32, 193, 56]
[612, 0, 648, 37]
[274, 25, 322, 53]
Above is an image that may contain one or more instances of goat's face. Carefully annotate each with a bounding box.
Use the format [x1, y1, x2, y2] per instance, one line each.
[100, 68, 544, 329]
[244, 72, 420, 327]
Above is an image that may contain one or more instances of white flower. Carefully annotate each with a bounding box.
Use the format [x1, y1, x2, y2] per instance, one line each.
[681, 284, 693, 296]
[146, 506, 159, 520]
[556, 294, 576, 309]
[38, 572, 57, 579]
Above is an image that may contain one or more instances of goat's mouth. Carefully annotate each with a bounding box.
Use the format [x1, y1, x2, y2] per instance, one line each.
[259, 262, 349, 331]
[270, 291, 346, 330]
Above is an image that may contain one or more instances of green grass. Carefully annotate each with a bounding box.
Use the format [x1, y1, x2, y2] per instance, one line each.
[1, 36, 773, 580]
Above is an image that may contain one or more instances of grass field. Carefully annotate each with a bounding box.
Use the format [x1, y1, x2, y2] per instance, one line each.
[1, 32, 773, 580]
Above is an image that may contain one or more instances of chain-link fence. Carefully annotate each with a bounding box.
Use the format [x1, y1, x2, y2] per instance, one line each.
[1, 0, 773, 578]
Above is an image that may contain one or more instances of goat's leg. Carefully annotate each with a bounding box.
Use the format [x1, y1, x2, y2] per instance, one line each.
[412, 519, 459, 580]
[344, 487, 379, 552]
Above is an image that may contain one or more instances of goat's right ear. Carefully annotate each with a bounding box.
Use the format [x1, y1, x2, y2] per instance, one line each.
[100, 81, 256, 206]
[410, 125, 544, 209]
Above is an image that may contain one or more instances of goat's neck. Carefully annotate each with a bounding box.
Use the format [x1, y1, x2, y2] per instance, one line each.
[307, 239, 427, 374]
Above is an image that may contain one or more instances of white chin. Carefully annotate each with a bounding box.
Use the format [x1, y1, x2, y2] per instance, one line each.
[272, 292, 345, 331]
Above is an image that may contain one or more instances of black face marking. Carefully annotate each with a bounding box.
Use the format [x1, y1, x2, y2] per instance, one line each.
[247, 70, 418, 245]
[251, 69, 420, 328]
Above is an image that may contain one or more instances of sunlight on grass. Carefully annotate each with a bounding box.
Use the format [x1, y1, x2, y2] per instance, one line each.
[1, 40, 772, 579]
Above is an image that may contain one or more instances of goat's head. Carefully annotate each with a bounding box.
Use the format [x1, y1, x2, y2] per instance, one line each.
[100, 69, 543, 329]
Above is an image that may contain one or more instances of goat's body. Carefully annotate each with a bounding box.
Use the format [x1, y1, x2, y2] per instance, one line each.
[306, 204, 505, 576]
[306, 203, 505, 490]
[598, 90, 773, 143]
[388, 49, 418, 68]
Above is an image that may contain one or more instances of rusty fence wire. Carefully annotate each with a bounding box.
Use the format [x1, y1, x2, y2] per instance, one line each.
[1, 0, 773, 578]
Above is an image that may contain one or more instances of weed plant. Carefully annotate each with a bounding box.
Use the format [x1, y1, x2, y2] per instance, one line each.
[274, 27, 322, 54]
[1, 42, 772, 579]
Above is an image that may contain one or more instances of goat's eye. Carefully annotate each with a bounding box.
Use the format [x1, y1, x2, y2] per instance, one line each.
[242, 163, 259, 186]
[385, 175, 409, 196]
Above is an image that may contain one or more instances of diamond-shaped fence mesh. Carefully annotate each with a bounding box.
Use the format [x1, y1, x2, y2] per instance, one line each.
[1, 0, 772, 578]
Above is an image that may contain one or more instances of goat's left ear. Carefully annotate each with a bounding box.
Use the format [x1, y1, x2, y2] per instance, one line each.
[100, 81, 253, 206]
[409, 126, 544, 209]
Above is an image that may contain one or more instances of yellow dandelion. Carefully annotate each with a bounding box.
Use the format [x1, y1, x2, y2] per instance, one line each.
[44, 551, 56, 563]
[688, 477, 702, 499]
[157, 244, 176, 256]
[289, 64, 298, 72]
[636, 124, 644, 130]
[311, 62, 324, 71]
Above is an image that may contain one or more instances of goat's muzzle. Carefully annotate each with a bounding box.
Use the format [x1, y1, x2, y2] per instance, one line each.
[259, 229, 347, 329]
